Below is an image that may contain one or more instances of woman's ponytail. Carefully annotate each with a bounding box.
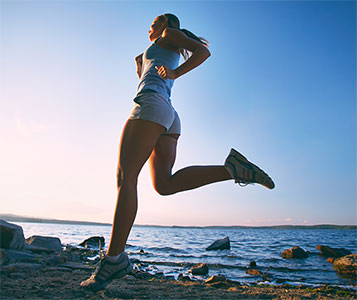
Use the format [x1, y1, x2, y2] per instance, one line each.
[178, 28, 209, 60]
[161, 13, 209, 60]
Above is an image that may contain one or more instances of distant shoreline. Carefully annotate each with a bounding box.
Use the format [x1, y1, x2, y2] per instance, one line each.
[1, 213, 356, 230]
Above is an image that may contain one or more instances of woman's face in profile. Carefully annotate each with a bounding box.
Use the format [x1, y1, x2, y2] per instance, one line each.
[148, 16, 167, 42]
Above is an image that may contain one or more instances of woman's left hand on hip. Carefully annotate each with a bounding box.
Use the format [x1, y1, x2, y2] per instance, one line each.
[155, 65, 177, 80]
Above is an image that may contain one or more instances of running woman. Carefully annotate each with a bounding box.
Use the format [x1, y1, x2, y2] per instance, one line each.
[81, 13, 274, 292]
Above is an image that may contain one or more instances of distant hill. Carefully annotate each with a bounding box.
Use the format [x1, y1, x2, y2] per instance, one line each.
[0, 213, 111, 227]
[200, 224, 357, 230]
[1, 213, 356, 229]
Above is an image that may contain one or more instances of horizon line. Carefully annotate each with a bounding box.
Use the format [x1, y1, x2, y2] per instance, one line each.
[1, 213, 356, 229]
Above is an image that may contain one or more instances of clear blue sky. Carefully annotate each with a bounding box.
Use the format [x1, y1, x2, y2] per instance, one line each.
[1, 0, 356, 226]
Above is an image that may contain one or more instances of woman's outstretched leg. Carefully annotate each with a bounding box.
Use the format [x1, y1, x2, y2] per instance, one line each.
[149, 135, 275, 195]
[149, 134, 232, 195]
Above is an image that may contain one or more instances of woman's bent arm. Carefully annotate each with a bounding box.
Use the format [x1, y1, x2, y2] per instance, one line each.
[174, 46, 210, 79]
[163, 28, 210, 79]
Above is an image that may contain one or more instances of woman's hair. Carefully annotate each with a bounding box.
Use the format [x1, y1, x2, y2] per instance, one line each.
[159, 13, 209, 60]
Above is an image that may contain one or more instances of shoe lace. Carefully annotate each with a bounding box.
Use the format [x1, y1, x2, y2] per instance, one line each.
[99, 239, 104, 259]
[235, 178, 254, 187]
[91, 259, 103, 277]
[92, 240, 106, 276]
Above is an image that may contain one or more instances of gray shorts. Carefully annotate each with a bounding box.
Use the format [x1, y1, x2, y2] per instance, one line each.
[129, 91, 181, 135]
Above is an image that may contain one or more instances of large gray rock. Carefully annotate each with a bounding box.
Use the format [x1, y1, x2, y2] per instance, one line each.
[0, 220, 25, 250]
[282, 246, 308, 259]
[25, 243, 56, 254]
[79, 236, 105, 249]
[26, 235, 62, 252]
[333, 254, 357, 277]
[0, 249, 37, 264]
[206, 237, 230, 251]
[316, 245, 351, 258]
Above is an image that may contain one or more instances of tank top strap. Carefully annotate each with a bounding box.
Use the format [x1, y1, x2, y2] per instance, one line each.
[153, 36, 161, 44]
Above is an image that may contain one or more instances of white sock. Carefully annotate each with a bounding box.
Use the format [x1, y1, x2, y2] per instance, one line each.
[105, 252, 123, 262]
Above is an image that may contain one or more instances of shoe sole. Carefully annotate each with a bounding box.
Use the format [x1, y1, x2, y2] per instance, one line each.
[229, 149, 275, 189]
[87, 262, 133, 292]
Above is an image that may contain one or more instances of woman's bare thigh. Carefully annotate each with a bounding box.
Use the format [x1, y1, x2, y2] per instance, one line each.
[117, 119, 166, 184]
[148, 134, 180, 192]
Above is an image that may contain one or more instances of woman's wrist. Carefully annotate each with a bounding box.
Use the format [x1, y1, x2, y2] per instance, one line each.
[173, 69, 180, 79]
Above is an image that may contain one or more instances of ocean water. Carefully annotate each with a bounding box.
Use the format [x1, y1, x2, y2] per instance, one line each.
[16, 222, 357, 287]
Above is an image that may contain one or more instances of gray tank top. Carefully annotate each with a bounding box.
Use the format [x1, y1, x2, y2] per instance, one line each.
[136, 38, 180, 99]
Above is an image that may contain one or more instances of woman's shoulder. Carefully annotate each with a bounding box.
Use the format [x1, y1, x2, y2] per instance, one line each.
[161, 27, 207, 54]
[156, 28, 183, 54]
[162, 27, 186, 41]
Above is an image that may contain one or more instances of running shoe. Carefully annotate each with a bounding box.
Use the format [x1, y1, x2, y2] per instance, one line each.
[224, 148, 275, 189]
[80, 251, 133, 292]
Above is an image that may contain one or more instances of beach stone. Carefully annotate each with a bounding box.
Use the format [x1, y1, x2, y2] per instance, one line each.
[282, 246, 308, 259]
[262, 273, 273, 281]
[0, 220, 25, 250]
[130, 258, 141, 264]
[65, 244, 79, 250]
[45, 253, 67, 266]
[206, 237, 230, 251]
[316, 245, 351, 258]
[154, 271, 164, 279]
[25, 243, 56, 254]
[134, 271, 153, 280]
[246, 268, 262, 276]
[249, 261, 257, 268]
[333, 254, 357, 277]
[79, 236, 104, 249]
[327, 257, 335, 263]
[178, 273, 192, 281]
[26, 235, 62, 252]
[205, 275, 226, 284]
[190, 263, 209, 275]
[63, 250, 82, 262]
[1, 249, 37, 263]
[0, 249, 5, 265]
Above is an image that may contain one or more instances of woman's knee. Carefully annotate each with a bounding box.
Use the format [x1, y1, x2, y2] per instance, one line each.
[153, 180, 176, 196]
[117, 168, 138, 188]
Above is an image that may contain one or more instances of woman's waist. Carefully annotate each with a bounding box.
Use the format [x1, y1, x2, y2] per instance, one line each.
[135, 87, 171, 101]
[137, 79, 172, 97]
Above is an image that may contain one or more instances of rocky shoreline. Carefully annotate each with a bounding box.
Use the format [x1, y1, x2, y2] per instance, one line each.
[1, 220, 356, 299]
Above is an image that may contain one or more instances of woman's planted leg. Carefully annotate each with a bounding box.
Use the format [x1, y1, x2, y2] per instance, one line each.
[106, 119, 165, 256]
[81, 119, 165, 291]
[149, 134, 232, 196]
